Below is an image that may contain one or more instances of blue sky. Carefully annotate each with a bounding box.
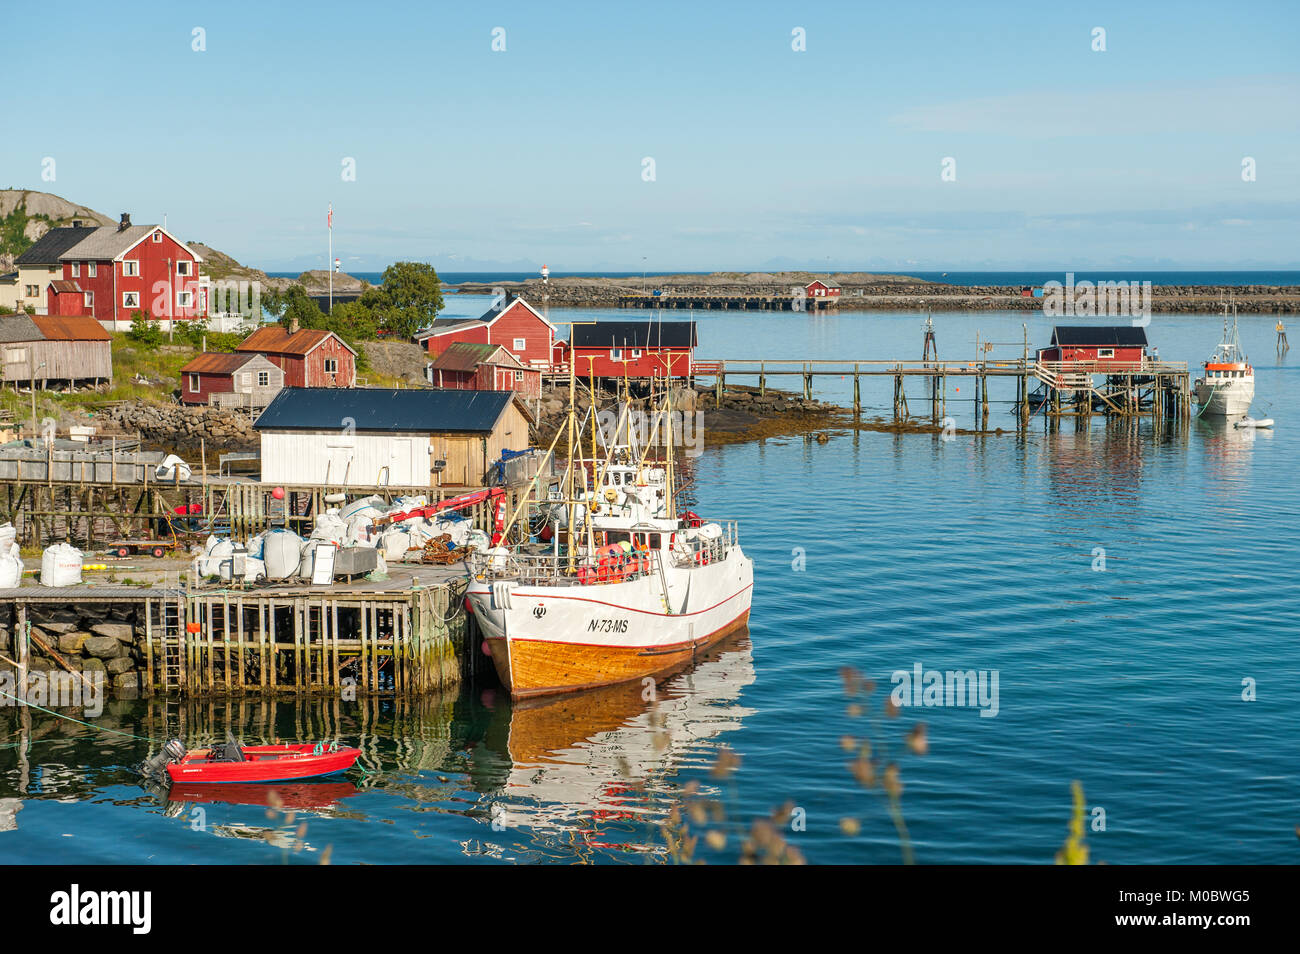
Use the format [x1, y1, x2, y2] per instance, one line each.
[4, 0, 1297, 271]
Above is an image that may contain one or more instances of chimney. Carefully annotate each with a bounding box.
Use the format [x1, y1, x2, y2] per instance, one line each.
[288, 315, 300, 335]
[118, 212, 131, 232]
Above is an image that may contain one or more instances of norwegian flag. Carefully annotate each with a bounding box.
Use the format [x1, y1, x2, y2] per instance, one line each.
[327, 204, 333, 230]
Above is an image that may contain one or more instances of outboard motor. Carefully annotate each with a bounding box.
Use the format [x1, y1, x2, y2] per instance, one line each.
[140, 739, 186, 780]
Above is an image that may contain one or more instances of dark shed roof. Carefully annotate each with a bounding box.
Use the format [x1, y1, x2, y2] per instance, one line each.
[254, 387, 514, 433]
[0, 315, 43, 343]
[1050, 326, 1148, 347]
[570, 320, 697, 349]
[13, 226, 97, 266]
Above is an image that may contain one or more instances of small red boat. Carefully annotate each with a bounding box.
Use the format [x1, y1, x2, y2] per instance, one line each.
[163, 742, 361, 784]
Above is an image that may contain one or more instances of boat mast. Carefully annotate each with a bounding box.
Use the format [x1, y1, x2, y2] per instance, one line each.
[566, 354, 576, 572]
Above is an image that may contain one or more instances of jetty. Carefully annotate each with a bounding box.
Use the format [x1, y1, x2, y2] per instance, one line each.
[0, 563, 476, 699]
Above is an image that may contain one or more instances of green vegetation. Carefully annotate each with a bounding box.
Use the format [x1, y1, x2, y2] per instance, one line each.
[126, 311, 164, 350]
[0, 204, 49, 258]
[263, 262, 445, 372]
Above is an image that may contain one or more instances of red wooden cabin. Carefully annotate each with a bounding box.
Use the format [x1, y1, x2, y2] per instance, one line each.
[236, 321, 357, 387]
[414, 295, 557, 369]
[805, 279, 841, 298]
[567, 320, 697, 378]
[1037, 326, 1148, 365]
[428, 342, 542, 398]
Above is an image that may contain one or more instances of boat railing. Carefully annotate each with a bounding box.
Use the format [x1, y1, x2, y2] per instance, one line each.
[467, 548, 665, 587]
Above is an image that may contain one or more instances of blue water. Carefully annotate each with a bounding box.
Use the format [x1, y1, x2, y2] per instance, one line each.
[270, 270, 1300, 288]
[2, 307, 1297, 864]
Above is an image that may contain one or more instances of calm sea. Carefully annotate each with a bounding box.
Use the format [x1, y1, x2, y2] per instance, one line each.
[2, 305, 1297, 864]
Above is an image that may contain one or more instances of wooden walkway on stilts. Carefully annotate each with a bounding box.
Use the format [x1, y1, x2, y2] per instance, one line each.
[689, 357, 1193, 431]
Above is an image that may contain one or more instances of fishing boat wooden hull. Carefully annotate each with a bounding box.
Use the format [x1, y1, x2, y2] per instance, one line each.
[470, 545, 753, 698]
[164, 744, 360, 784]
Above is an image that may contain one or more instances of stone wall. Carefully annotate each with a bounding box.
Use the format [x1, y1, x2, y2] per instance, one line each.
[0, 603, 147, 697]
[98, 401, 258, 452]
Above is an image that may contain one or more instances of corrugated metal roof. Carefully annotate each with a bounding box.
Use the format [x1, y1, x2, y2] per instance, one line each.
[48, 280, 82, 293]
[30, 316, 110, 341]
[570, 320, 697, 348]
[237, 325, 356, 356]
[0, 315, 43, 343]
[430, 342, 522, 372]
[13, 226, 97, 266]
[180, 352, 261, 374]
[254, 387, 515, 433]
[1050, 326, 1148, 347]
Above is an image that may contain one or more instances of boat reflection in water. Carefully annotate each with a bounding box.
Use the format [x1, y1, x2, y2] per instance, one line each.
[469, 630, 756, 858]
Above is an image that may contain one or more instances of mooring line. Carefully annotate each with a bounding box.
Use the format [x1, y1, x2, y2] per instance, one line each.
[0, 688, 156, 743]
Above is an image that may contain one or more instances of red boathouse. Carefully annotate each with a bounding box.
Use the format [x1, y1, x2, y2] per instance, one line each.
[1037, 326, 1149, 365]
[567, 320, 697, 378]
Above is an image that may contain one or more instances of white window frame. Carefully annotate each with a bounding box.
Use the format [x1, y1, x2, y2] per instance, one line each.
[84, 291, 94, 309]
[88, 262, 96, 278]
[122, 260, 139, 277]
[152, 231, 163, 243]
[122, 291, 140, 309]
[631, 348, 642, 359]
[513, 337, 526, 351]
[324, 358, 339, 374]
[610, 348, 622, 360]
[514, 370, 524, 382]
[176, 290, 194, 309]
[188, 374, 199, 393]
[70, 262, 79, 278]
[177, 260, 192, 276]
[1097, 348, 1115, 359]
[257, 371, 270, 387]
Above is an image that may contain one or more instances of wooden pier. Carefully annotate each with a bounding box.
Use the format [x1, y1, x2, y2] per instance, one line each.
[691, 356, 1193, 430]
[0, 565, 475, 698]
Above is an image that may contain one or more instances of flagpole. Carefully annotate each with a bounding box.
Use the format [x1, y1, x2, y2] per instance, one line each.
[328, 203, 333, 316]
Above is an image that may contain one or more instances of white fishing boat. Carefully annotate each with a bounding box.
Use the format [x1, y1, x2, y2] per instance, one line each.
[466, 377, 753, 699]
[1194, 300, 1254, 417]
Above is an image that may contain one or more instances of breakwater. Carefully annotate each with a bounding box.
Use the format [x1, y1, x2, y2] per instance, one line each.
[452, 274, 1300, 313]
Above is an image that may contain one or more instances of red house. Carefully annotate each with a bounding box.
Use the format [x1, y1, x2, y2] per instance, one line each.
[568, 320, 697, 379]
[428, 342, 542, 398]
[805, 279, 841, 298]
[55, 214, 207, 329]
[1037, 326, 1148, 365]
[46, 280, 91, 316]
[236, 321, 357, 387]
[414, 295, 557, 369]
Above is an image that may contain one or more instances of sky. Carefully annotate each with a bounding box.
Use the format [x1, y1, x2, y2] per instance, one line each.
[3, 0, 1298, 272]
